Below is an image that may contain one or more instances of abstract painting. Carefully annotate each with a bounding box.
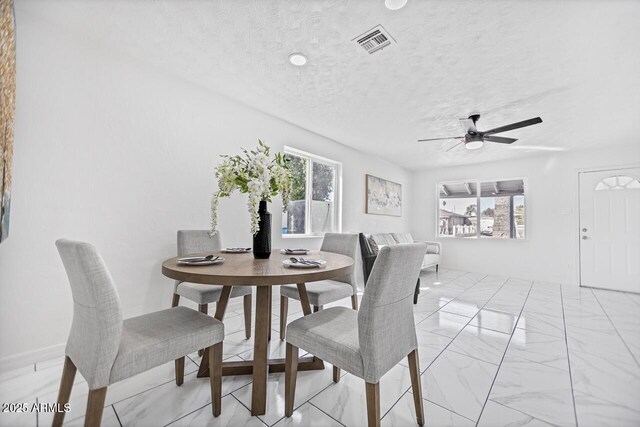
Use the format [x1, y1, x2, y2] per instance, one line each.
[1, 0, 15, 243]
[366, 174, 402, 216]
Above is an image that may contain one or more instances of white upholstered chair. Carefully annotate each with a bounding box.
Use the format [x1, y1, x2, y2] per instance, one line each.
[284, 243, 427, 427]
[279, 233, 358, 340]
[53, 239, 224, 427]
[172, 230, 252, 341]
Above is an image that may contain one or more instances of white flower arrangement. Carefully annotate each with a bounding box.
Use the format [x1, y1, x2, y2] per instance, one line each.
[211, 140, 292, 236]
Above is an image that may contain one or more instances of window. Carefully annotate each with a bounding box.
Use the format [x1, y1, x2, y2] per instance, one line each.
[282, 147, 342, 236]
[595, 175, 640, 191]
[438, 178, 526, 239]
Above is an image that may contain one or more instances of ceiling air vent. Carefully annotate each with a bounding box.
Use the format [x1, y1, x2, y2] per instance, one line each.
[353, 25, 395, 55]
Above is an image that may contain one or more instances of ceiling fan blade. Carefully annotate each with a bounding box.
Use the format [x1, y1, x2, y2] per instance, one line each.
[446, 141, 464, 152]
[482, 117, 542, 135]
[459, 118, 477, 134]
[484, 135, 517, 144]
[417, 136, 464, 143]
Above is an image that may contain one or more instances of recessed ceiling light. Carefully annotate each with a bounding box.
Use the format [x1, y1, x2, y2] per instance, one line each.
[288, 53, 308, 66]
[385, 0, 408, 10]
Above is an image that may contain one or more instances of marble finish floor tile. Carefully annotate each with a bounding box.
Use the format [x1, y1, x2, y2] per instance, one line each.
[505, 329, 569, 369]
[478, 400, 554, 427]
[0, 359, 86, 406]
[310, 365, 412, 427]
[421, 350, 498, 421]
[0, 399, 37, 427]
[273, 402, 342, 427]
[489, 358, 576, 427]
[515, 311, 566, 338]
[234, 363, 338, 426]
[381, 392, 474, 427]
[113, 371, 214, 426]
[399, 329, 452, 372]
[469, 309, 518, 334]
[416, 312, 471, 338]
[6, 272, 640, 427]
[60, 405, 121, 427]
[569, 350, 640, 426]
[449, 325, 511, 365]
[38, 357, 200, 425]
[440, 299, 485, 318]
[168, 395, 265, 427]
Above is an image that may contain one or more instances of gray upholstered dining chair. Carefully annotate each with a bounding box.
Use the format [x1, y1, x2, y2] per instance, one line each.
[172, 230, 252, 343]
[279, 232, 358, 340]
[53, 240, 224, 427]
[284, 243, 427, 427]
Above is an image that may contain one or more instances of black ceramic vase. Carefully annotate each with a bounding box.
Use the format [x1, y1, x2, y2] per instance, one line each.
[253, 200, 272, 259]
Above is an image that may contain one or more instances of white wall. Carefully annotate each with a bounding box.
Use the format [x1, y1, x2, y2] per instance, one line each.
[410, 145, 640, 285]
[0, 7, 412, 365]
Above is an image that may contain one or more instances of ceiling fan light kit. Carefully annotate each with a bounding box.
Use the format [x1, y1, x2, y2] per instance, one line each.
[418, 114, 543, 151]
[465, 140, 484, 150]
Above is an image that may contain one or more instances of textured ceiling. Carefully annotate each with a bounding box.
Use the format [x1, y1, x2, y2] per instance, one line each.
[24, 0, 640, 169]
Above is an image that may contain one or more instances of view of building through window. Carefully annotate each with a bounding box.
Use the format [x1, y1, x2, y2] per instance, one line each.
[439, 179, 525, 239]
[283, 148, 341, 236]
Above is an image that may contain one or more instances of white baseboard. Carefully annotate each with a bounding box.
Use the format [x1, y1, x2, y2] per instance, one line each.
[0, 343, 66, 373]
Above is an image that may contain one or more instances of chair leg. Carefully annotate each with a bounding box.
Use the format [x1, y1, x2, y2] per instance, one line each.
[171, 293, 180, 307]
[52, 356, 76, 427]
[84, 387, 107, 427]
[209, 342, 223, 417]
[175, 357, 185, 386]
[268, 287, 272, 341]
[351, 294, 359, 310]
[284, 342, 299, 417]
[365, 382, 381, 427]
[244, 293, 252, 339]
[280, 295, 288, 341]
[408, 349, 425, 426]
[333, 366, 340, 383]
[198, 304, 208, 356]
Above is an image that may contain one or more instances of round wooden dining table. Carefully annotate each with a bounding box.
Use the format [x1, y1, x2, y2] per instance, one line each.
[161, 250, 355, 416]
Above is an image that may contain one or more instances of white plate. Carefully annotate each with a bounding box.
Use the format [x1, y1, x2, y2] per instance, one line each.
[221, 248, 251, 253]
[177, 257, 225, 266]
[280, 249, 309, 255]
[282, 259, 326, 268]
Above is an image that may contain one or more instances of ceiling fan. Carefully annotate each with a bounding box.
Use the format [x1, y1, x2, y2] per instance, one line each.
[417, 113, 542, 151]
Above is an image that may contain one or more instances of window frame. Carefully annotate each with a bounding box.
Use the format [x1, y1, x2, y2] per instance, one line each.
[283, 146, 343, 238]
[436, 177, 528, 240]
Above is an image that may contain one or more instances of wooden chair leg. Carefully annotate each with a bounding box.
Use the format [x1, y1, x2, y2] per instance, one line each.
[333, 366, 340, 383]
[171, 293, 180, 307]
[84, 387, 107, 427]
[351, 294, 358, 310]
[284, 343, 299, 417]
[175, 357, 185, 386]
[52, 356, 76, 427]
[198, 304, 208, 356]
[268, 287, 272, 341]
[244, 293, 252, 339]
[280, 295, 288, 341]
[408, 349, 425, 426]
[365, 382, 381, 427]
[210, 342, 223, 417]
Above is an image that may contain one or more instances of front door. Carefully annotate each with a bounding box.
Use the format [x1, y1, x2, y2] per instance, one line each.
[579, 167, 640, 293]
